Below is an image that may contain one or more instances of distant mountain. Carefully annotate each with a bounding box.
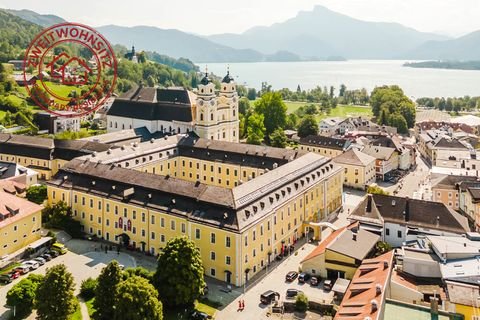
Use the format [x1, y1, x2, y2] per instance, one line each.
[407, 30, 480, 60]
[6, 9, 64, 27]
[96, 25, 274, 63]
[207, 5, 449, 59]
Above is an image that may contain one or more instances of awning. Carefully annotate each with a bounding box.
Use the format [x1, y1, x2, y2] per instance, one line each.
[27, 236, 53, 249]
[332, 278, 351, 294]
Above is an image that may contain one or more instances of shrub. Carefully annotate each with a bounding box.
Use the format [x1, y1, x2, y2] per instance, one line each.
[80, 277, 98, 300]
[295, 293, 308, 312]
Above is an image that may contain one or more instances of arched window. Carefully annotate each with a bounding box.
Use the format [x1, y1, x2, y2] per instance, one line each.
[115, 122, 117, 128]
[210, 114, 214, 121]
[233, 110, 236, 116]
[122, 124, 125, 129]
[200, 113, 204, 121]
[177, 127, 181, 133]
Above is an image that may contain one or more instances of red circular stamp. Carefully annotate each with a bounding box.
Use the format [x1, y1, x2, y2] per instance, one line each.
[23, 22, 117, 117]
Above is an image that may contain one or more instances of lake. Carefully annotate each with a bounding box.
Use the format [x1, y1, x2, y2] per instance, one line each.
[206, 60, 480, 99]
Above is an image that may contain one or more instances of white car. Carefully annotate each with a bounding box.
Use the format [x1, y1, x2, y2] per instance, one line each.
[23, 260, 40, 270]
[34, 257, 46, 265]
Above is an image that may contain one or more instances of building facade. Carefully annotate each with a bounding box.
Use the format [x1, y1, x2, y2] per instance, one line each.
[107, 72, 239, 143]
[0, 191, 42, 257]
[47, 134, 343, 286]
[333, 149, 376, 190]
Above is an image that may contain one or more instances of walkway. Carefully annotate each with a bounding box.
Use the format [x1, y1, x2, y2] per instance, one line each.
[78, 297, 91, 320]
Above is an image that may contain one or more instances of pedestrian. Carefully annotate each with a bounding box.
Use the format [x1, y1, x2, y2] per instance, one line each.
[238, 300, 242, 312]
[241, 299, 245, 311]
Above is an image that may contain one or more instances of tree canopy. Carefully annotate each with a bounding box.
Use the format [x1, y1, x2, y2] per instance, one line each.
[115, 276, 163, 320]
[94, 260, 123, 320]
[7, 274, 44, 318]
[35, 264, 76, 320]
[269, 128, 288, 148]
[153, 236, 206, 307]
[26, 185, 47, 204]
[246, 113, 266, 145]
[370, 85, 416, 131]
[297, 115, 319, 138]
[254, 92, 287, 136]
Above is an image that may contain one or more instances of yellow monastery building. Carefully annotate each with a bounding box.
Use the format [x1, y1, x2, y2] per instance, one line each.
[46, 134, 343, 285]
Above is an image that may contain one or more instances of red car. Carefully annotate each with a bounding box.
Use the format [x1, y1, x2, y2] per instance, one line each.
[8, 271, 20, 279]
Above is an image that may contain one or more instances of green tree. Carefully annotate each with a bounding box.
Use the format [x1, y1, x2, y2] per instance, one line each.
[269, 128, 287, 148]
[370, 85, 415, 128]
[339, 84, 347, 97]
[35, 264, 76, 320]
[29, 85, 51, 107]
[297, 115, 318, 138]
[115, 276, 163, 320]
[366, 185, 389, 195]
[26, 185, 47, 204]
[254, 92, 287, 136]
[6, 274, 43, 318]
[295, 293, 309, 312]
[388, 113, 408, 134]
[285, 113, 298, 130]
[153, 236, 205, 307]
[238, 97, 251, 115]
[42, 201, 82, 238]
[80, 277, 98, 300]
[375, 241, 393, 257]
[247, 88, 257, 100]
[246, 113, 266, 145]
[94, 260, 123, 320]
[378, 107, 389, 126]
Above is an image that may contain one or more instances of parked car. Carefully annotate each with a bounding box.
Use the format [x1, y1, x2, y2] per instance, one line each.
[23, 261, 40, 270]
[190, 310, 211, 320]
[310, 276, 319, 286]
[51, 243, 68, 255]
[260, 290, 280, 305]
[275, 254, 283, 261]
[8, 270, 20, 279]
[48, 250, 59, 258]
[14, 265, 30, 275]
[0, 274, 12, 284]
[41, 253, 52, 261]
[323, 279, 333, 291]
[285, 271, 298, 282]
[34, 257, 46, 265]
[285, 289, 303, 300]
[298, 272, 311, 283]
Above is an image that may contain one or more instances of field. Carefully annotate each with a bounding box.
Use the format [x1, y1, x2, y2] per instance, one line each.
[285, 101, 372, 121]
[16, 81, 87, 107]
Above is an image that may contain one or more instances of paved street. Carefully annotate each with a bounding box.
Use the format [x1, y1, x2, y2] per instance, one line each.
[0, 245, 136, 320]
[383, 155, 430, 198]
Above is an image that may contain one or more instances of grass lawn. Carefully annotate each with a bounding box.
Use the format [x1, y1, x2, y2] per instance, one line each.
[16, 81, 87, 107]
[284, 101, 372, 121]
[0, 262, 20, 274]
[85, 298, 96, 317]
[69, 304, 82, 320]
[164, 300, 218, 320]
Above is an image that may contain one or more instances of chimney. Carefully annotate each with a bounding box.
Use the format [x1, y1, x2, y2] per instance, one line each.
[352, 231, 357, 241]
[366, 194, 373, 212]
[375, 284, 382, 296]
[383, 260, 389, 269]
[371, 300, 378, 313]
[404, 197, 410, 221]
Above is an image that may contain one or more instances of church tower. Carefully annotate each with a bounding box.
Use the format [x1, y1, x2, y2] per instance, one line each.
[195, 70, 218, 140]
[194, 68, 239, 142]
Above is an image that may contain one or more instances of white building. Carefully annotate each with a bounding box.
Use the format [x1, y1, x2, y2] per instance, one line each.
[107, 72, 239, 143]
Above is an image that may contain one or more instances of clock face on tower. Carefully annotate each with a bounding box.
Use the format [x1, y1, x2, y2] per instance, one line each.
[198, 100, 204, 106]
[232, 97, 237, 103]
[210, 100, 215, 106]
[218, 96, 227, 105]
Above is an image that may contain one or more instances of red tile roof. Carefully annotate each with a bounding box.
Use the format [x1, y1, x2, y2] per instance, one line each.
[0, 191, 42, 229]
[301, 226, 347, 263]
[335, 251, 394, 320]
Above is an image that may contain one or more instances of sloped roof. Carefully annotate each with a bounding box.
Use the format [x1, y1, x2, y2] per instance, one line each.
[327, 228, 380, 260]
[108, 87, 194, 122]
[302, 226, 347, 263]
[334, 148, 375, 166]
[361, 145, 396, 161]
[451, 115, 480, 127]
[0, 191, 42, 229]
[299, 135, 350, 150]
[432, 175, 479, 190]
[350, 194, 469, 234]
[335, 251, 394, 320]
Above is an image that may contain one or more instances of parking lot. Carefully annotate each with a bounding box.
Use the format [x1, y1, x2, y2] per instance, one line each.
[0, 244, 136, 320]
[216, 242, 335, 320]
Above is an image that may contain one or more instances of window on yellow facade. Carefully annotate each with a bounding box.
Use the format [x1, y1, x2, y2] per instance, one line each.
[245, 255, 248, 263]
[210, 252, 215, 260]
[132, 227, 136, 234]
[171, 221, 175, 230]
[106, 219, 109, 226]
[53, 191, 56, 199]
[210, 233, 216, 244]
[210, 268, 215, 276]
[244, 235, 248, 246]
[195, 229, 200, 239]
[142, 213, 146, 222]
[181, 223, 186, 233]
[98, 217, 101, 224]
[123, 208, 127, 218]
[253, 230, 256, 241]
[226, 236, 231, 247]
[115, 206, 118, 214]
[132, 211, 136, 220]
[160, 218, 165, 227]
[142, 229, 145, 237]
[98, 201, 101, 210]
[151, 232, 155, 240]
[74, 195, 77, 203]
[225, 256, 231, 265]
[151, 216, 155, 224]
[161, 235, 165, 242]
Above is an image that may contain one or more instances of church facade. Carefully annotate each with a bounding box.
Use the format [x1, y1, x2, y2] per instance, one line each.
[106, 71, 239, 143]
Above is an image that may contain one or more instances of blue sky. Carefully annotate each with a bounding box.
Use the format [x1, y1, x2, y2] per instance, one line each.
[1, 0, 478, 37]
